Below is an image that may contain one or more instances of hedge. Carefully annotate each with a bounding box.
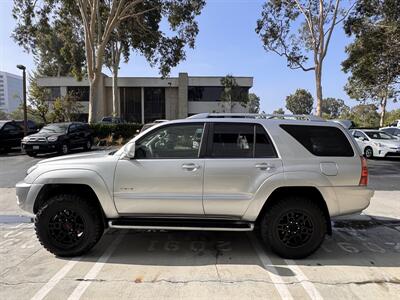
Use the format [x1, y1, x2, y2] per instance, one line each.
[89, 123, 143, 140]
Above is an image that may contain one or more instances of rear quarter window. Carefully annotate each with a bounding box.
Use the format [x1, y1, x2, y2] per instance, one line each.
[280, 125, 354, 157]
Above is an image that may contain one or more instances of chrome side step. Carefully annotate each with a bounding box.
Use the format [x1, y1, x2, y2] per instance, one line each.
[108, 218, 254, 232]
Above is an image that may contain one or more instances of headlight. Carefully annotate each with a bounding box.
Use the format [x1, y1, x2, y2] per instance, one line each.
[27, 165, 38, 175]
[47, 136, 58, 142]
[22, 137, 29, 142]
[373, 142, 382, 147]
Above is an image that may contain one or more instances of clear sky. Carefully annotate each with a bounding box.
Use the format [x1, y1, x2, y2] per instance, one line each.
[0, 0, 397, 113]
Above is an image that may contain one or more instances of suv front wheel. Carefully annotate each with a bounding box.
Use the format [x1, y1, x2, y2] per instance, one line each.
[35, 194, 104, 257]
[260, 196, 327, 259]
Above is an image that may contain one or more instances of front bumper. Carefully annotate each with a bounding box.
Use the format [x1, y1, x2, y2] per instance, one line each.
[16, 181, 44, 214]
[21, 141, 61, 153]
[374, 146, 400, 157]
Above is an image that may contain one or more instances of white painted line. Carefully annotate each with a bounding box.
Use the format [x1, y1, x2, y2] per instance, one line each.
[31, 257, 82, 300]
[67, 233, 125, 300]
[284, 259, 324, 300]
[247, 233, 294, 300]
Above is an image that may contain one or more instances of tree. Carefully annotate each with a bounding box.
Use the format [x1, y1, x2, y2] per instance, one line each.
[13, 0, 205, 122]
[285, 89, 314, 114]
[51, 94, 83, 122]
[248, 93, 261, 113]
[385, 109, 400, 126]
[13, 3, 86, 78]
[321, 97, 349, 119]
[28, 76, 51, 124]
[256, 0, 355, 117]
[0, 110, 8, 120]
[273, 108, 285, 114]
[342, 0, 400, 127]
[350, 104, 380, 127]
[220, 75, 249, 112]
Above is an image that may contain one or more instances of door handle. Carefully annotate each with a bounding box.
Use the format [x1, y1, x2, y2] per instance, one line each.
[182, 163, 200, 171]
[255, 163, 275, 171]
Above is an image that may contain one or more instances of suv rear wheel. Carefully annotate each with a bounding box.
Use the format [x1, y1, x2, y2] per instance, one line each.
[35, 194, 104, 257]
[260, 196, 327, 259]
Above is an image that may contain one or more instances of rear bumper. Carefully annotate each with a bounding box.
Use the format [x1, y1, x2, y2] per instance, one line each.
[332, 186, 374, 216]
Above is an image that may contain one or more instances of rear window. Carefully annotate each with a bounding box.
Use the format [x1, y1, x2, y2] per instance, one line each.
[280, 125, 354, 157]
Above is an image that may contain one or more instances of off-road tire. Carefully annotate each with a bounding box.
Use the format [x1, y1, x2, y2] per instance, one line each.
[260, 196, 327, 259]
[83, 139, 92, 151]
[59, 143, 69, 155]
[35, 194, 104, 257]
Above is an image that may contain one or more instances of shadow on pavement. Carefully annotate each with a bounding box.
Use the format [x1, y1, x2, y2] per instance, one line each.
[66, 216, 400, 271]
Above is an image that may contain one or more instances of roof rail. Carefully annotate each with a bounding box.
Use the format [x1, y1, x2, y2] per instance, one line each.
[187, 113, 325, 121]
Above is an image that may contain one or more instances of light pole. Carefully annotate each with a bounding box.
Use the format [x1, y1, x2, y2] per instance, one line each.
[16, 64, 27, 136]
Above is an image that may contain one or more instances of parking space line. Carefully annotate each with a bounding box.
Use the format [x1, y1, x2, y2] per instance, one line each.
[284, 259, 323, 300]
[31, 257, 82, 300]
[67, 233, 125, 300]
[247, 233, 294, 300]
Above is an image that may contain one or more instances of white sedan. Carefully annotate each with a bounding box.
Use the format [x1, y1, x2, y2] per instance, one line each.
[350, 129, 400, 158]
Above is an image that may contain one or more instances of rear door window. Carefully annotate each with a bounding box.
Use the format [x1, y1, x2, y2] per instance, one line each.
[209, 123, 277, 158]
[280, 125, 354, 157]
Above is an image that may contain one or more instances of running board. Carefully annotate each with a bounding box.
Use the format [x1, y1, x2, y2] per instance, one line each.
[108, 218, 254, 232]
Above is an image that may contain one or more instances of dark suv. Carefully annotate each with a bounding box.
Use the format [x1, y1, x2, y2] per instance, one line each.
[21, 122, 93, 157]
[0, 120, 37, 153]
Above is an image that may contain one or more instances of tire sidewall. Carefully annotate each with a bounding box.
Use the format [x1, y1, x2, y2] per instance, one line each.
[261, 198, 327, 259]
[35, 195, 101, 257]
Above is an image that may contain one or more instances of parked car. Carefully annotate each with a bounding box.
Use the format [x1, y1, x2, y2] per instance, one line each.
[0, 120, 24, 153]
[21, 122, 93, 157]
[380, 126, 400, 140]
[388, 119, 400, 128]
[100, 116, 123, 124]
[0, 120, 38, 153]
[350, 129, 400, 158]
[17, 113, 374, 259]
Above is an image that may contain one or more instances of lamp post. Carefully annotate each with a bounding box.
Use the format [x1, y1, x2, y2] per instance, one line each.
[16, 64, 27, 136]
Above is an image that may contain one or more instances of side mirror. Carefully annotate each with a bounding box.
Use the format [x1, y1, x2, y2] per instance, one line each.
[124, 142, 135, 158]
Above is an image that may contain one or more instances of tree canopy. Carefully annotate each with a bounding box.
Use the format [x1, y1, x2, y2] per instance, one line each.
[321, 97, 349, 119]
[285, 89, 314, 114]
[342, 0, 400, 126]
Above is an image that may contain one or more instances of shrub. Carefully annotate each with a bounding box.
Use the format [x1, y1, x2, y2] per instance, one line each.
[90, 123, 142, 141]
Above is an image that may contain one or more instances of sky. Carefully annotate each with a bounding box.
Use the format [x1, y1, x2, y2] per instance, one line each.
[0, 0, 397, 113]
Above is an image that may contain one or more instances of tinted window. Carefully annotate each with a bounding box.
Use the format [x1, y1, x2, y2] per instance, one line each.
[365, 131, 394, 140]
[188, 86, 249, 102]
[281, 125, 354, 157]
[210, 123, 276, 158]
[136, 123, 204, 159]
[144, 88, 165, 123]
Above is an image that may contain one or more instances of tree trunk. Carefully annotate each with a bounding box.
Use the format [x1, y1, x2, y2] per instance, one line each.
[88, 76, 100, 123]
[315, 66, 323, 117]
[380, 96, 387, 127]
[112, 65, 119, 117]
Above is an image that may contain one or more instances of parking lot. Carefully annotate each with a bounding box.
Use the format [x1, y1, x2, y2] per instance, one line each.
[0, 151, 399, 300]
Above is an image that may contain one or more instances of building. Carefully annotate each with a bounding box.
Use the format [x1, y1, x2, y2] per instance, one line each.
[0, 71, 23, 114]
[37, 73, 253, 123]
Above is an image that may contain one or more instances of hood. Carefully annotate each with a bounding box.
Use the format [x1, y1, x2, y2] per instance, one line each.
[27, 132, 65, 139]
[37, 151, 110, 165]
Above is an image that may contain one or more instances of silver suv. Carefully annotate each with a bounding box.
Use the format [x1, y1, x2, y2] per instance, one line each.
[16, 113, 373, 259]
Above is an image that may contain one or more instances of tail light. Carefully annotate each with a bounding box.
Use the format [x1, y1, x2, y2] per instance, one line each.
[359, 156, 368, 186]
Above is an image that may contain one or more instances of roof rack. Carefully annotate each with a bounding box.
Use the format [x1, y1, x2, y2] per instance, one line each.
[187, 113, 325, 122]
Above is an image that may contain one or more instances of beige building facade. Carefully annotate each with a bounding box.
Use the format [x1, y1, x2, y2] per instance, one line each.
[37, 73, 253, 123]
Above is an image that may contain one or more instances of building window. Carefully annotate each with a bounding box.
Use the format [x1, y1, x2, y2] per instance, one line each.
[188, 86, 249, 102]
[120, 87, 141, 123]
[144, 87, 165, 123]
[67, 86, 89, 102]
[45, 87, 61, 101]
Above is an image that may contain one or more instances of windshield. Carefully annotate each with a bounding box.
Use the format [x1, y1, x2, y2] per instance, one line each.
[365, 131, 394, 140]
[0, 121, 6, 130]
[40, 124, 68, 133]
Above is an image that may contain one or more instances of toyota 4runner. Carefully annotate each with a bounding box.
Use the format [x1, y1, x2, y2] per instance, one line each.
[16, 113, 374, 259]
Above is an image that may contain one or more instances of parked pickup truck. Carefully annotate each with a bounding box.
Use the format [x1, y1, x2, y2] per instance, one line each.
[16, 113, 374, 259]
